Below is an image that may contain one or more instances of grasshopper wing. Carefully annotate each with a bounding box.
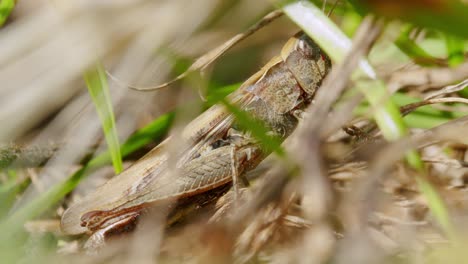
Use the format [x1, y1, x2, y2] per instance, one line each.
[61, 55, 278, 235]
[61, 95, 252, 235]
[61, 139, 171, 235]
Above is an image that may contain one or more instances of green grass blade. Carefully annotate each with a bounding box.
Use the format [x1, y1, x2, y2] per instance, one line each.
[221, 99, 285, 156]
[357, 80, 409, 140]
[395, 25, 442, 66]
[206, 83, 285, 156]
[445, 34, 465, 67]
[205, 83, 240, 107]
[0, 0, 15, 27]
[84, 62, 123, 174]
[340, 11, 362, 37]
[89, 112, 174, 167]
[0, 171, 29, 218]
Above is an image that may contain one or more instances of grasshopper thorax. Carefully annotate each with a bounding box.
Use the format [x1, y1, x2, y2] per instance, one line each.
[281, 33, 332, 98]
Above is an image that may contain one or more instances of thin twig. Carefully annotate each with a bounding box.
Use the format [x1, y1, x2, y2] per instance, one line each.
[425, 78, 468, 100]
[387, 62, 468, 93]
[400, 97, 468, 116]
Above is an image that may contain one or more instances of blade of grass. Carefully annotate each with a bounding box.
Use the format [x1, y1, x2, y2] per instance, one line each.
[84, 62, 123, 174]
[280, 1, 455, 239]
[0, 171, 29, 218]
[0, 0, 15, 27]
[204, 81, 285, 155]
[445, 34, 465, 67]
[340, 10, 362, 37]
[90, 112, 175, 166]
[395, 25, 442, 66]
[205, 83, 240, 107]
[0, 112, 173, 241]
[220, 99, 285, 156]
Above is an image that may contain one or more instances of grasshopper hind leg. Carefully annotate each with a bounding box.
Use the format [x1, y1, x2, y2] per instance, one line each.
[84, 213, 139, 253]
[225, 128, 257, 203]
[230, 146, 240, 202]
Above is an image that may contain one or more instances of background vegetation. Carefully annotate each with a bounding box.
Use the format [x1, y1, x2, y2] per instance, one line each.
[0, 0, 467, 263]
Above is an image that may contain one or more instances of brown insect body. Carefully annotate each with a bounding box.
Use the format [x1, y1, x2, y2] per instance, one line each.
[60, 33, 331, 240]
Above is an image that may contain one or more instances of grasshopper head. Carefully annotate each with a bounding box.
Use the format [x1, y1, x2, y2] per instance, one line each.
[281, 33, 332, 98]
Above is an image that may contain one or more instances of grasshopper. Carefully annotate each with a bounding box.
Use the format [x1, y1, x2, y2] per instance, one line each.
[60, 30, 331, 246]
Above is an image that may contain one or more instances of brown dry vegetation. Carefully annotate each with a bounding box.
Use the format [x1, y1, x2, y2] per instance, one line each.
[0, 0, 468, 263]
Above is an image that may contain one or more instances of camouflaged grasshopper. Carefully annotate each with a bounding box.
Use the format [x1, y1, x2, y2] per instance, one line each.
[60, 29, 331, 246]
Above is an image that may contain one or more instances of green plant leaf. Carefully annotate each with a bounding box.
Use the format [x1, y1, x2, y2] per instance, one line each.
[221, 99, 285, 156]
[84, 62, 123, 174]
[348, 0, 468, 39]
[445, 34, 465, 67]
[0, 0, 15, 27]
[395, 25, 442, 66]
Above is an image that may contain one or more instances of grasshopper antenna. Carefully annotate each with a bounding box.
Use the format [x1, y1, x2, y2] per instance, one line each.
[106, 10, 284, 92]
[105, 69, 175, 92]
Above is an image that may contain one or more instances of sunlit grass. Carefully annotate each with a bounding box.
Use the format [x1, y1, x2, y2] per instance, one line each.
[84, 62, 123, 174]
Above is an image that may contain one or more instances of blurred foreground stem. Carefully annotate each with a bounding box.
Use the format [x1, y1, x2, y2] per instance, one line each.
[281, 1, 455, 239]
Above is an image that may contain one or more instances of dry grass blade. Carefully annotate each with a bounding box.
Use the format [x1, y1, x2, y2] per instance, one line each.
[1, 1, 468, 263]
[425, 78, 468, 100]
[401, 97, 468, 116]
[388, 62, 468, 93]
[290, 16, 383, 264]
[349, 116, 468, 227]
[422, 158, 468, 168]
[108, 9, 284, 91]
[334, 116, 468, 263]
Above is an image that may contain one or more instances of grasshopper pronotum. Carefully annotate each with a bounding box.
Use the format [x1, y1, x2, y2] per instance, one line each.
[61, 14, 332, 247]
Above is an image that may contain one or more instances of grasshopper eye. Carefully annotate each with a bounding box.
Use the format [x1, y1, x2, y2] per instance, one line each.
[295, 35, 323, 62]
[297, 38, 307, 52]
